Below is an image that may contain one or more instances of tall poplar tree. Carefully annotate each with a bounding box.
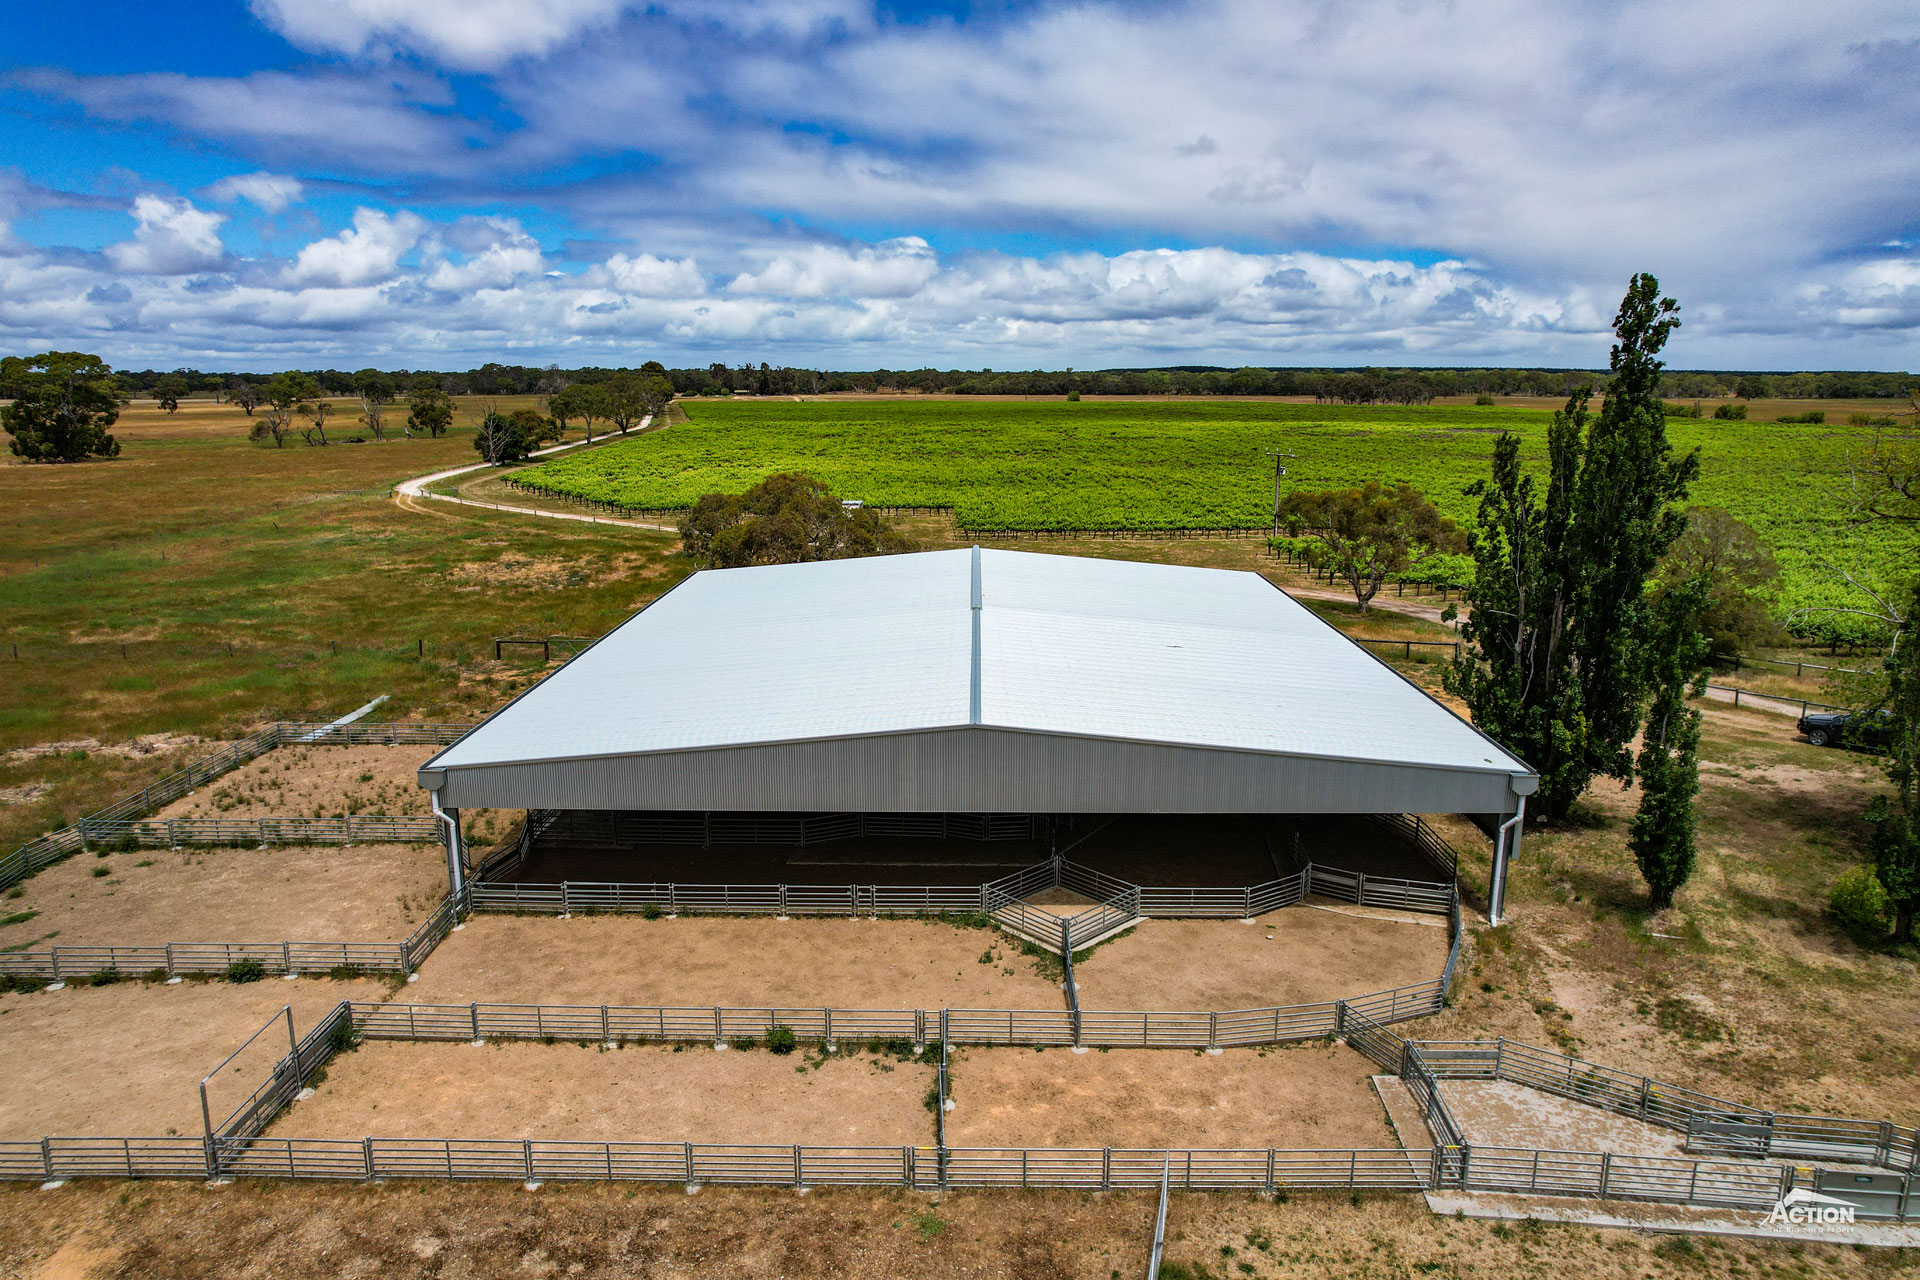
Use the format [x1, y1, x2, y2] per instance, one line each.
[1630, 577, 1711, 909]
[1447, 274, 1701, 821]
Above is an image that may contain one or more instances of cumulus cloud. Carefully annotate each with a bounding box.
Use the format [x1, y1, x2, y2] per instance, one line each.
[286, 208, 425, 287]
[728, 237, 938, 298]
[10, 1, 1920, 365]
[590, 253, 708, 297]
[425, 220, 548, 291]
[249, 0, 631, 69]
[104, 195, 227, 274]
[204, 171, 304, 213]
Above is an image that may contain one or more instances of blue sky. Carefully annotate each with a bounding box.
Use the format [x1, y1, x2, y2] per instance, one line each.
[1, 0, 1916, 372]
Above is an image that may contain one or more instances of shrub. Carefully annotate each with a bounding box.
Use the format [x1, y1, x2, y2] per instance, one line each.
[1776, 410, 1825, 424]
[1066, 390, 1081, 402]
[1712, 402, 1747, 420]
[766, 1024, 797, 1055]
[1, 910, 38, 927]
[224, 958, 266, 984]
[640, 902, 663, 920]
[327, 1018, 362, 1055]
[0, 973, 44, 993]
[1830, 867, 1891, 945]
[1473, 394, 1495, 406]
[86, 968, 120, 987]
[90, 866, 110, 878]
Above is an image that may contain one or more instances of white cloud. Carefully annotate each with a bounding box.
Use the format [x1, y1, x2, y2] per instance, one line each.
[425, 221, 548, 291]
[17, 68, 474, 174]
[728, 237, 938, 298]
[205, 171, 305, 213]
[286, 208, 425, 287]
[104, 195, 227, 274]
[590, 253, 708, 297]
[249, 0, 630, 69]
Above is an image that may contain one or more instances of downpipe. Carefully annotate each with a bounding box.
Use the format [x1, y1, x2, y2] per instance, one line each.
[1488, 806, 1524, 926]
[431, 790, 466, 899]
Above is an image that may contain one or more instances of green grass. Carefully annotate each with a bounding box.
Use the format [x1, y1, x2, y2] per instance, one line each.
[518, 397, 1918, 641]
[0, 396, 690, 851]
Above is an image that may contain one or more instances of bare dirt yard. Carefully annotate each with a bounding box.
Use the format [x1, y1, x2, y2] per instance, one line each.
[154, 744, 435, 819]
[268, 1041, 935, 1146]
[2, 841, 448, 947]
[409, 915, 1066, 1009]
[0, 978, 389, 1139]
[944, 1043, 1392, 1149]
[1074, 907, 1448, 1010]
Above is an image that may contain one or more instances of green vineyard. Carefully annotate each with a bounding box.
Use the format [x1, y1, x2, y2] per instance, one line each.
[517, 398, 1916, 643]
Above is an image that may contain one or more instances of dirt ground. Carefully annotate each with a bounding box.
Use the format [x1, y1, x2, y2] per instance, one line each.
[269, 1041, 935, 1146]
[0, 978, 389, 1139]
[1074, 907, 1448, 1010]
[945, 1043, 1392, 1149]
[154, 744, 435, 820]
[409, 915, 1065, 1009]
[0, 1180, 1888, 1280]
[3, 841, 449, 947]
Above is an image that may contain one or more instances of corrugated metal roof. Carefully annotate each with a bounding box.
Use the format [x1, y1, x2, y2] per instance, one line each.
[428, 548, 1530, 786]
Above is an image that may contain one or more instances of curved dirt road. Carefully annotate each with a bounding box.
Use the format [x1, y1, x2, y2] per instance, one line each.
[391, 415, 674, 529]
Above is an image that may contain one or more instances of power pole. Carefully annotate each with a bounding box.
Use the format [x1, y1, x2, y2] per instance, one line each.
[1263, 446, 1297, 532]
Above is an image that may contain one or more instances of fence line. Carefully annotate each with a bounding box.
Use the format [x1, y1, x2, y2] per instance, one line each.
[471, 858, 1456, 924]
[1416, 1035, 1920, 1174]
[1, 721, 473, 892]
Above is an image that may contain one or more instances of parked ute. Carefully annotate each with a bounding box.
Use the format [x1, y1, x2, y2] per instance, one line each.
[1797, 708, 1894, 750]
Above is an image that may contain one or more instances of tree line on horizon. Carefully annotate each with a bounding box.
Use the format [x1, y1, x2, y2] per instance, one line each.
[25, 358, 1914, 406]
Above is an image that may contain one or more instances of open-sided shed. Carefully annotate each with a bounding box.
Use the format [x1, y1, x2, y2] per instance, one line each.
[420, 548, 1537, 918]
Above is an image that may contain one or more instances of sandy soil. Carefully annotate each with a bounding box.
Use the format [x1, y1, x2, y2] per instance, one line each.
[945, 1043, 1392, 1149]
[1074, 908, 1447, 1011]
[269, 1041, 935, 1145]
[1437, 1080, 1692, 1158]
[4, 842, 449, 947]
[153, 744, 435, 819]
[0, 978, 389, 1139]
[409, 915, 1065, 1009]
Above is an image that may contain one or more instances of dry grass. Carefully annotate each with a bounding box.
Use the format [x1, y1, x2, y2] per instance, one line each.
[1433, 701, 1920, 1124]
[0, 1180, 1905, 1280]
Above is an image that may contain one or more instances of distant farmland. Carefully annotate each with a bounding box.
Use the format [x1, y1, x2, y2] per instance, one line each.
[517, 398, 1917, 642]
